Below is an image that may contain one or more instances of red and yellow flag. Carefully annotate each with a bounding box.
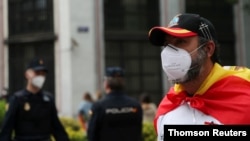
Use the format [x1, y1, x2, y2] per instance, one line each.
[155, 63, 250, 133]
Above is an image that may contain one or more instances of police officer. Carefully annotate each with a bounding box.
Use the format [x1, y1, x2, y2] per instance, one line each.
[87, 67, 143, 141]
[0, 57, 69, 141]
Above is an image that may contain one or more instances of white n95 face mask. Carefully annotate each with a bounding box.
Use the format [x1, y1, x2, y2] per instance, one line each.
[32, 76, 46, 89]
[161, 44, 192, 82]
[161, 43, 206, 83]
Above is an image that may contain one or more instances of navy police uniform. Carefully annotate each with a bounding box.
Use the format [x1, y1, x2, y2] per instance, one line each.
[0, 58, 69, 141]
[0, 90, 69, 141]
[87, 67, 143, 141]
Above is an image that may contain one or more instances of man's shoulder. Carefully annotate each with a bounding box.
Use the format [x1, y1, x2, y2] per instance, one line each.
[92, 99, 103, 107]
[13, 89, 24, 95]
[12, 89, 26, 98]
[42, 90, 53, 97]
[94, 94, 141, 106]
[124, 95, 140, 104]
[41, 90, 55, 102]
[6, 89, 27, 105]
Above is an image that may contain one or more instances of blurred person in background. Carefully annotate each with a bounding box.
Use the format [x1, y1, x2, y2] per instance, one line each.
[77, 91, 94, 131]
[94, 90, 103, 101]
[139, 93, 157, 123]
[87, 66, 143, 141]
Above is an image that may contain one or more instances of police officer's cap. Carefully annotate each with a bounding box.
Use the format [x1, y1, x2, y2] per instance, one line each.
[106, 67, 124, 77]
[27, 57, 48, 72]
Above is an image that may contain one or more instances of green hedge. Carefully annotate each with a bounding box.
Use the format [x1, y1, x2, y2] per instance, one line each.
[57, 117, 87, 141]
[142, 121, 157, 141]
[0, 99, 6, 126]
[59, 117, 157, 141]
[0, 99, 157, 141]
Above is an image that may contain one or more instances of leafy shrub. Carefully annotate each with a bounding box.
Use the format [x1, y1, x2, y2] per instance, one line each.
[0, 99, 6, 126]
[58, 117, 87, 141]
[59, 117, 157, 141]
[142, 121, 157, 141]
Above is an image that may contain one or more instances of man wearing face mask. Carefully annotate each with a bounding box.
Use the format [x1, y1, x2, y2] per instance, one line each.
[148, 13, 250, 140]
[0, 57, 69, 141]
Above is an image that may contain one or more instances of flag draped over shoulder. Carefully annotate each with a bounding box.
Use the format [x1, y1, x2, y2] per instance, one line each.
[154, 63, 250, 133]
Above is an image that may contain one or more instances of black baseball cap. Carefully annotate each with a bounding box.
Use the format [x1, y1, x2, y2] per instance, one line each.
[148, 13, 217, 46]
[27, 57, 48, 72]
[106, 67, 124, 77]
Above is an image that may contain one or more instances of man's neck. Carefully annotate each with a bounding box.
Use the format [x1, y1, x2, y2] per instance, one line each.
[26, 84, 40, 94]
[181, 62, 214, 96]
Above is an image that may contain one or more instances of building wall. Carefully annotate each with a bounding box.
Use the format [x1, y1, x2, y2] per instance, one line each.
[241, 0, 250, 67]
[244, 0, 250, 67]
[70, 0, 96, 117]
[0, 0, 8, 97]
[54, 0, 102, 117]
[233, 0, 250, 67]
[0, 0, 4, 95]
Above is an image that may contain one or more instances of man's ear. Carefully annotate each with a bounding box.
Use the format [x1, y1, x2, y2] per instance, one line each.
[205, 41, 215, 57]
[25, 69, 34, 79]
[103, 79, 111, 93]
[103, 80, 109, 89]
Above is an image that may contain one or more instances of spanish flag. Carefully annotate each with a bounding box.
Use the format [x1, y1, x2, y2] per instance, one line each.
[154, 63, 250, 133]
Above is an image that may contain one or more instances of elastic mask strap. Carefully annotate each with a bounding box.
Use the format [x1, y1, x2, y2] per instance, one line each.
[189, 43, 207, 55]
[166, 44, 178, 51]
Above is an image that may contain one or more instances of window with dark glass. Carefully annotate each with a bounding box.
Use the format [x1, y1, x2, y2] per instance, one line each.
[104, 0, 162, 103]
[8, 0, 53, 35]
